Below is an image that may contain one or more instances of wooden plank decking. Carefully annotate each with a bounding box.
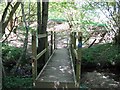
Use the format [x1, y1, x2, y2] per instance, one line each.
[35, 48, 76, 88]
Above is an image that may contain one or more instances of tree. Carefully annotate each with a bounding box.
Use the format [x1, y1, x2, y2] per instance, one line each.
[112, 1, 120, 46]
[90, 1, 120, 46]
[37, 0, 49, 71]
[14, 2, 29, 72]
[1, 1, 20, 35]
[37, 0, 43, 71]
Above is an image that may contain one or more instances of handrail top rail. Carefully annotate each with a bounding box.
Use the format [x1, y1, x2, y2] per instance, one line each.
[36, 48, 47, 60]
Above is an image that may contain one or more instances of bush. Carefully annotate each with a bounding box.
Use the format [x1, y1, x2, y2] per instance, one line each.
[2, 44, 22, 62]
[82, 43, 120, 64]
[2, 44, 23, 73]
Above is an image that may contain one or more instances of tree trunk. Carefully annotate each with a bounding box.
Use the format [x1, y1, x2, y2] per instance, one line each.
[117, 1, 120, 46]
[37, 0, 49, 71]
[1, 2, 11, 22]
[37, 0, 44, 71]
[14, 2, 29, 72]
[41, 0, 49, 63]
[115, 1, 120, 46]
[21, 2, 29, 62]
[2, 2, 21, 35]
[117, 28, 120, 46]
[42, 1, 49, 33]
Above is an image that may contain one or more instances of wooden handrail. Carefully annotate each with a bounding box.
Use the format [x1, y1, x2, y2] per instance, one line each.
[48, 33, 53, 36]
[70, 31, 82, 87]
[38, 33, 47, 38]
[73, 49, 78, 60]
[36, 48, 47, 60]
[32, 31, 56, 82]
[51, 31, 53, 55]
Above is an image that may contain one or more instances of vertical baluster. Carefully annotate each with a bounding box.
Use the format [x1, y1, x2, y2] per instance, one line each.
[51, 31, 53, 55]
[73, 32, 76, 72]
[32, 31, 37, 84]
[45, 31, 48, 62]
[76, 32, 82, 87]
[54, 31, 56, 50]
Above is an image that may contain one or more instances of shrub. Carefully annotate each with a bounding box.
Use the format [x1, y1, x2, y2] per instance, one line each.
[2, 44, 22, 62]
[2, 44, 23, 73]
[82, 43, 120, 64]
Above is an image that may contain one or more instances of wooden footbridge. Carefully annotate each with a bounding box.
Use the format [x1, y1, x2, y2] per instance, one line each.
[32, 31, 82, 88]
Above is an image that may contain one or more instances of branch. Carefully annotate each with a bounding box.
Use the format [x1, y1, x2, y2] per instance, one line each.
[2, 2, 21, 35]
[2, 26, 17, 43]
[1, 2, 11, 22]
[14, 2, 29, 72]
[88, 39, 96, 48]
[102, 2, 119, 28]
[116, 1, 120, 8]
[83, 31, 94, 44]
[2, 29, 12, 43]
[98, 31, 107, 43]
[89, 2, 119, 29]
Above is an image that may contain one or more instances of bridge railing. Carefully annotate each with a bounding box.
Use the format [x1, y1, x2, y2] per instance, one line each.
[32, 31, 56, 81]
[70, 31, 82, 87]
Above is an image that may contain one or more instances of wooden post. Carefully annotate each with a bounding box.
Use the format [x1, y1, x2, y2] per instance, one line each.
[70, 33, 72, 54]
[51, 31, 53, 55]
[32, 31, 37, 82]
[73, 32, 76, 49]
[73, 32, 76, 73]
[45, 31, 49, 62]
[72, 32, 74, 48]
[53, 31, 56, 50]
[76, 32, 82, 87]
[71, 32, 74, 68]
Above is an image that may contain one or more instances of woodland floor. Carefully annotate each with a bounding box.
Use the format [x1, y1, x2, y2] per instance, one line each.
[2, 21, 120, 89]
[80, 68, 120, 89]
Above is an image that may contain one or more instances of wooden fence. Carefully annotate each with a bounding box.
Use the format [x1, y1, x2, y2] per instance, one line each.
[70, 32, 82, 87]
[32, 31, 56, 81]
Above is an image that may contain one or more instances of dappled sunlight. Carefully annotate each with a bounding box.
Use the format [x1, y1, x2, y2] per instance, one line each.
[2, 29, 32, 52]
[81, 71, 120, 88]
[35, 48, 75, 88]
[59, 65, 72, 74]
[2, 1, 120, 89]
[54, 81, 60, 88]
[55, 31, 69, 49]
[51, 67, 57, 70]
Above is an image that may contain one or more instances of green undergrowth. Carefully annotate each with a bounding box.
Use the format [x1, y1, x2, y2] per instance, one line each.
[2, 44, 33, 88]
[82, 43, 120, 65]
[3, 76, 33, 88]
[2, 44, 22, 62]
[2, 43, 31, 67]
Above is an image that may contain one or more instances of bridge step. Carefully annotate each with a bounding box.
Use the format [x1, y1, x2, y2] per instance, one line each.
[34, 48, 76, 88]
[35, 81, 75, 88]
